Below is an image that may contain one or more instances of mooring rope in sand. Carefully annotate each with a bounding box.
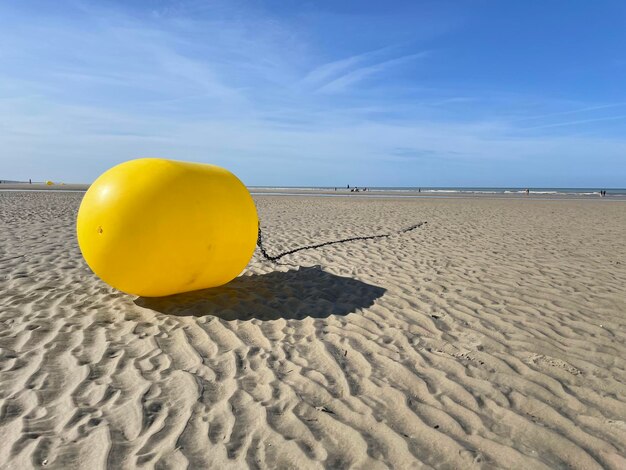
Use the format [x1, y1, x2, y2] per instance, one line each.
[256, 221, 427, 262]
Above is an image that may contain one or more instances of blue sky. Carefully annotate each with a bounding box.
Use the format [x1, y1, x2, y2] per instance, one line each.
[1, 0, 625, 186]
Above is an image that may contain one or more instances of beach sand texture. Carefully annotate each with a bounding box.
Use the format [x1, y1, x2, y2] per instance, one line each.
[1, 191, 625, 469]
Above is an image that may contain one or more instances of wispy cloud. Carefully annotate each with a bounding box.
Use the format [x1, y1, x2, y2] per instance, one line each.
[313, 51, 430, 94]
[514, 102, 626, 122]
[301, 45, 396, 87]
[520, 114, 626, 130]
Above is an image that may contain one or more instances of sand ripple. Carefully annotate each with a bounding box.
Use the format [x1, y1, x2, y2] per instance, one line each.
[1, 192, 625, 469]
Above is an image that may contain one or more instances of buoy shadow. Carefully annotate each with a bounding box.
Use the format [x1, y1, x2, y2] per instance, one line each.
[134, 266, 386, 321]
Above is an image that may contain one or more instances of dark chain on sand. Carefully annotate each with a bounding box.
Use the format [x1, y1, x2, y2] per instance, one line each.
[256, 221, 427, 262]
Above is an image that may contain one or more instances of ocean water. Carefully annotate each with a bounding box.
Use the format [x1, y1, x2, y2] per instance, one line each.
[2, 184, 624, 198]
[250, 186, 626, 197]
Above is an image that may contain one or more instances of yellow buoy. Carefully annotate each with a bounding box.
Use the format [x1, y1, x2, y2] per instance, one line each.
[76, 158, 258, 297]
[46, 180, 54, 185]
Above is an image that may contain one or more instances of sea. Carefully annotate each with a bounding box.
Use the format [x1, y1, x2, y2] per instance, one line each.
[249, 187, 626, 197]
[1, 184, 624, 198]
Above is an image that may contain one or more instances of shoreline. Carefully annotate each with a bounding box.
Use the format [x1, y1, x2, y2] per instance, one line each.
[249, 191, 626, 202]
[2, 184, 625, 201]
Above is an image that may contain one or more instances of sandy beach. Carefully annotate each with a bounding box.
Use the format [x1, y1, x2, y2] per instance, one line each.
[0, 190, 625, 469]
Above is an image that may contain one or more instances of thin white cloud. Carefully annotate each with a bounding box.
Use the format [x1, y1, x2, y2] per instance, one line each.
[300, 45, 397, 87]
[520, 114, 626, 130]
[514, 102, 626, 122]
[301, 55, 367, 87]
[317, 51, 430, 94]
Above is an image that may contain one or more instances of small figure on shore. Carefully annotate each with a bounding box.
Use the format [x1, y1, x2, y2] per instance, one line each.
[347, 184, 350, 189]
[29, 178, 32, 184]
[418, 188, 421, 193]
[525, 188, 529, 196]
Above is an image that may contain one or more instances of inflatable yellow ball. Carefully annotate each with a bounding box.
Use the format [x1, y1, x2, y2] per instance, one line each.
[76, 158, 258, 297]
[46, 180, 54, 185]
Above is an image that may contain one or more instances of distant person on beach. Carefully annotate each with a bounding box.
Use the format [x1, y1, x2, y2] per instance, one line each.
[418, 188, 421, 193]
[29, 179, 32, 184]
[525, 188, 529, 195]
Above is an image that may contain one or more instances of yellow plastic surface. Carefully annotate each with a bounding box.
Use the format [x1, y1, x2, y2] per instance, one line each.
[76, 158, 258, 297]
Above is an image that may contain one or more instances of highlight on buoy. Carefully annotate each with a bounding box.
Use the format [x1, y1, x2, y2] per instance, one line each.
[76, 158, 258, 297]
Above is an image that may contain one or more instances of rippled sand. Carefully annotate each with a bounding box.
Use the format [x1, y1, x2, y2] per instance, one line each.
[1, 191, 625, 469]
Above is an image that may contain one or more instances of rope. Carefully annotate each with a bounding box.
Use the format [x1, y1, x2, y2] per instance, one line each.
[256, 221, 427, 262]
